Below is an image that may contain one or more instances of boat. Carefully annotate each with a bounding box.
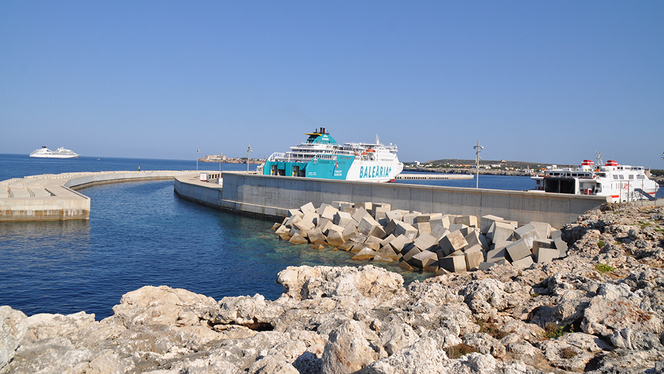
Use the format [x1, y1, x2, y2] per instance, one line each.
[258, 128, 403, 182]
[532, 159, 659, 203]
[29, 146, 80, 159]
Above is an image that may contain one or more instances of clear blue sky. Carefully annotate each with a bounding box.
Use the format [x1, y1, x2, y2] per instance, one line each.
[2, 1, 662, 167]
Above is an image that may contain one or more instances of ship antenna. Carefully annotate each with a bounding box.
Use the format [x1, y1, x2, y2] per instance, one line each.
[474, 141, 484, 188]
[375, 134, 380, 145]
[596, 151, 602, 166]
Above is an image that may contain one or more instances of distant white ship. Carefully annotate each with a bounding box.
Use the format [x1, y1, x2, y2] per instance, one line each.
[29, 146, 80, 159]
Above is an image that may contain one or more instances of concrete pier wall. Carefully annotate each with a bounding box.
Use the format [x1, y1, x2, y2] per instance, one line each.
[176, 172, 610, 228]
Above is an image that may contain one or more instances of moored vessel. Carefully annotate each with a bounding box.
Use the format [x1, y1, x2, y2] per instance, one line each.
[532, 158, 659, 203]
[29, 146, 80, 159]
[259, 128, 403, 182]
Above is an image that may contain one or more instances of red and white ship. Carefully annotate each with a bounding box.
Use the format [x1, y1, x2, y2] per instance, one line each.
[532, 159, 659, 203]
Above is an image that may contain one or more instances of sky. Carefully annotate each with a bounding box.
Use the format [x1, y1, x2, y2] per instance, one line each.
[1, 1, 663, 167]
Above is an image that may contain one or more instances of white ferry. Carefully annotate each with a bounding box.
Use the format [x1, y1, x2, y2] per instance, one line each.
[259, 128, 403, 182]
[29, 146, 80, 159]
[532, 159, 659, 203]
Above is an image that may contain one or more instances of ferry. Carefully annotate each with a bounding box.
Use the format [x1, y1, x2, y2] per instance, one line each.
[532, 159, 659, 203]
[259, 128, 403, 182]
[29, 146, 80, 159]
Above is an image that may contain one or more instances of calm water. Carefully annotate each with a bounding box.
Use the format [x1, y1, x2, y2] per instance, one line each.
[1, 154, 660, 319]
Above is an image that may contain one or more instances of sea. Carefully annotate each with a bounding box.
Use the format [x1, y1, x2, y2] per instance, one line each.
[1, 154, 661, 320]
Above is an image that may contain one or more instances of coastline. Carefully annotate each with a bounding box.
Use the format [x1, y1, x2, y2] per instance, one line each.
[3, 204, 664, 373]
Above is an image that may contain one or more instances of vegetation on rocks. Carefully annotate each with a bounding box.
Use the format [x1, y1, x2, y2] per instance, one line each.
[2, 204, 664, 373]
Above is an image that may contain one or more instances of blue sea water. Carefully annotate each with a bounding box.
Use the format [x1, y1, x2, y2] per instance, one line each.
[1, 154, 661, 320]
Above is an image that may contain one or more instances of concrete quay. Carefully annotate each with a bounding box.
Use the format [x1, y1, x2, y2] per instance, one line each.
[175, 172, 611, 228]
[395, 174, 473, 180]
[1, 170, 203, 221]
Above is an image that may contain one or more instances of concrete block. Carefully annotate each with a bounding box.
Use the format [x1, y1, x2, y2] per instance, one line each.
[430, 225, 449, 241]
[376, 245, 400, 261]
[535, 247, 559, 263]
[287, 208, 302, 217]
[488, 221, 516, 243]
[289, 233, 308, 244]
[355, 202, 373, 211]
[423, 261, 440, 273]
[300, 202, 316, 215]
[416, 214, 431, 223]
[409, 250, 438, 269]
[480, 214, 504, 234]
[338, 241, 354, 251]
[389, 235, 412, 254]
[317, 218, 333, 233]
[455, 215, 478, 228]
[358, 215, 381, 237]
[551, 229, 562, 240]
[464, 244, 483, 254]
[514, 224, 541, 250]
[506, 239, 532, 262]
[429, 216, 450, 230]
[465, 250, 484, 271]
[342, 224, 357, 241]
[380, 234, 396, 248]
[363, 235, 382, 250]
[486, 247, 506, 264]
[439, 230, 468, 256]
[285, 214, 302, 227]
[373, 254, 394, 263]
[290, 226, 308, 239]
[448, 223, 468, 233]
[373, 206, 391, 224]
[294, 216, 316, 232]
[512, 256, 534, 270]
[385, 210, 405, 222]
[326, 226, 346, 247]
[394, 221, 418, 241]
[401, 245, 422, 262]
[532, 239, 555, 254]
[352, 247, 376, 261]
[274, 224, 290, 236]
[529, 221, 551, 240]
[479, 262, 496, 271]
[307, 227, 327, 245]
[333, 211, 353, 227]
[402, 212, 419, 225]
[352, 207, 370, 224]
[350, 242, 365, 253]
[414, 221, 431, 235]
[465, 230, 489, 250]
[330, 201, 350, 209]
[384, 219, 400, 236]
[399, 261, 415, 271]
[554, 237, 568, 257]
[413, 232, 438, 251]
[439, 255, 467, 273]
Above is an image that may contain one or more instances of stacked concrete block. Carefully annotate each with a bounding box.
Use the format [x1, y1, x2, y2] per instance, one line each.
[287, 208, 302, 217]
[430, 215, 451, 230]
[363, 236, 382, 250]
[352, 208, 370, 224]
[439, 230, 468, 256]
[512, 256, 534, 270]
[317, 218, 333, 234]
[465, 230, 489, 250]
[413, 232, 438, 251]
[355, 202, 372, 211]
[480, 214, 504, 234]
[300, 202, 316, 215]
[409, 250, 438, 269]
[326, 225, 346, 246]
[342, 224, 358, 241]
[554, 237, 568, 257]
[358, 215, 385, 238]
[380, 234, 396, 248]
[384, 219, 400, 236]
[534, 246, 559, 263]
[289, 233, 308, 244]
[376, 245, 401, 261]
[352, 247, 376, 261]
[514, 224, 541, 250]
[333, 211, 353, 227]
[465, 250, 484, 271]
[529, 221, 552, 241]
[448, 224, 469, 234]
[394, 221, 418, 241]
[439, 255, 466, 273]
[385, 210, 405, 223]
[307, 228, 327, 245]
[414, 221, 431, 235]
[488, 221, 516, 243]
[401, 245, 422, 263]
[455, 215, 478, 228]
[505, 239, 532, 262]
[389, 235, 412, 254]
[318, 204, 338, 222]
[430, 225, 449, 241]
[402, 212, 419, 225]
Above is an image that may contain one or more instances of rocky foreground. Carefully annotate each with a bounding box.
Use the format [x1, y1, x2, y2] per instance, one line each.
[2, 205, 664, 373]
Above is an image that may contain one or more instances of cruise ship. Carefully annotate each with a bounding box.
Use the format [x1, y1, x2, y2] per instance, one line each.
[532, 159, 659, 203]
[29, 146, 80, 159]
[259, 128, 403, 182]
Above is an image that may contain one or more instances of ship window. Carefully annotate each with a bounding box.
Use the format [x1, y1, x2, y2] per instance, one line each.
[619, 175, 624, 179]
[629, 175, 634, 180]
[638, 175, 645, 179]
[613, 175, 618, 180]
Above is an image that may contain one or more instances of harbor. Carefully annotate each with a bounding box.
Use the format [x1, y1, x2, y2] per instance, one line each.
[395, 173, 473, 180]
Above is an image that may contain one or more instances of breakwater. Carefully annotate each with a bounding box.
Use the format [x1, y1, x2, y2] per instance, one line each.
[0, 170, 203, 221]
[174, 172, 610, 228]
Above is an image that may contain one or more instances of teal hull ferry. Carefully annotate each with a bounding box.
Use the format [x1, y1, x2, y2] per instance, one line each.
[258, 128, 403, 182]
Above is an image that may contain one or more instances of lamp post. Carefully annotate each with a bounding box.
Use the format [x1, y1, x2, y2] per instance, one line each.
[196, 148, 200, 171]
[474, 141, 483, 188]
[247, 144, 253, 172]
[219, 152, 223, 172]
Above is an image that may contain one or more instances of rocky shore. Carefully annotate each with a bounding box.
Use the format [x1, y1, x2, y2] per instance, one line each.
[2, 204, 664, 373]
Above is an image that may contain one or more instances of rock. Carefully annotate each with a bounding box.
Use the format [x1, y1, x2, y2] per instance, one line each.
[321, 320, 378, 374]
[0, 306, 28, 373]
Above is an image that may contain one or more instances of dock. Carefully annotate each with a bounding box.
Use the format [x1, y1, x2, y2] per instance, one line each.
[0, 170, 203, 221]
[395, 173, 473, 180]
